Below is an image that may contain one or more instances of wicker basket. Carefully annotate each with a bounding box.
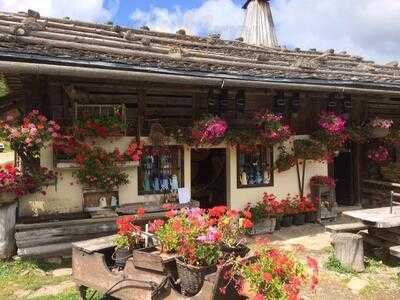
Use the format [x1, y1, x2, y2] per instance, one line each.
[220, 243, 250, 258]
[175, 257, 216, 296]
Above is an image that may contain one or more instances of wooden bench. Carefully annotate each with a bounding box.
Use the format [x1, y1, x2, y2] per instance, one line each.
[389, 245, 400, 258]
[325, 223, 368, 233]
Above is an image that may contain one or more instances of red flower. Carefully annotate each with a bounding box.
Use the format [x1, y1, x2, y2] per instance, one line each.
[252, 294, 264, 300]
[240, 218, 254, 229]
[136, 207, 145, 217]
[262, 272, 273, 283]
[242, 209, 252, 219]
[149, 219, 164, 233]
[165, 210, 177, 219]
[208, 206, 227, 218]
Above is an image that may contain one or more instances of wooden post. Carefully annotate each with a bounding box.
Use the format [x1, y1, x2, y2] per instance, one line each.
[331, 233, 365, 272]
[137, 89, 146, 139]
[0, 202, 17, 259]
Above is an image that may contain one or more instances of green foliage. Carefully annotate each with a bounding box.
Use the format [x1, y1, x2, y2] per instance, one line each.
[250, 202, 268, 224]
[324, 251, 356, 274]
[194, 243, 222, 266]
[74, 147, 129, 191]
[113, 234, 130, 250]
[155, 220, 180, 253]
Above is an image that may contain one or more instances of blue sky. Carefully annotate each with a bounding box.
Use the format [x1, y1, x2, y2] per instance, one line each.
[0, 0, 400, 63]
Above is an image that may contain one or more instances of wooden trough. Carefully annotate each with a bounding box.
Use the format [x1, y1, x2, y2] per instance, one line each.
[72, 235, 242, 300]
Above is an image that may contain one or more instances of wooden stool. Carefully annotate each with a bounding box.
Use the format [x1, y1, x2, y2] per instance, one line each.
[331, 233, 365, 272]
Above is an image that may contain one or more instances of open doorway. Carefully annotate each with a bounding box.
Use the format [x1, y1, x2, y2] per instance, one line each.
[191, 149, 227, 208]
[333, 149, 354, 206]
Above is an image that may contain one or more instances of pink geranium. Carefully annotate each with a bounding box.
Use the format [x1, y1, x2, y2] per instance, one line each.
[318, 112, 346, 135]
[368, 146, 390, 162]
[370, 118, 393, 129]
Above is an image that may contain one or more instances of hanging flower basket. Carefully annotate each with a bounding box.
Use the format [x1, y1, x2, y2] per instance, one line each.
[190, 115, 228, 147]
[369, 127, 390, 139]
[175, 257, 217, 296]
[368, 118, 393, 138]
[255, 111, 292, 145]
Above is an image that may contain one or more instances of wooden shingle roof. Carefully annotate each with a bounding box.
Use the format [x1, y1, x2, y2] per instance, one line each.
[0, 10, 399, 87]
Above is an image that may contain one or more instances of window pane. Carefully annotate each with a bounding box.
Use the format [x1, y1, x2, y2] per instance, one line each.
[139, 147, 184, 195]
[238, 146, 273, 188]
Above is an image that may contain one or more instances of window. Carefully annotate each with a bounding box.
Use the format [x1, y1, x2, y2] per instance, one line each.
[138, 146, 184, 195]
[237, 146, 274, 188]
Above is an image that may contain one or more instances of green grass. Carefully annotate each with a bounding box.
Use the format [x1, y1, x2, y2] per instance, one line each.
[29, 288, 103, 300]
[0, 258, 104, 300]
[0, 258, 71, 299]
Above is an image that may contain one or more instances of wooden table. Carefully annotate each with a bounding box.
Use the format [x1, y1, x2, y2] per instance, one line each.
[343, 206, 400, 228]
[343, 207, 400, 258]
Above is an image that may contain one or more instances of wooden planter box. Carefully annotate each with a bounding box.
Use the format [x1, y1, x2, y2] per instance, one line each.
[311, 184, 337, 220]
[249, 218, 276, 235]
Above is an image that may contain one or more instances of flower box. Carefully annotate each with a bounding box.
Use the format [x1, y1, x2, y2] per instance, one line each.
[249, 218, 276, 235]
[310, 183, 337, 220]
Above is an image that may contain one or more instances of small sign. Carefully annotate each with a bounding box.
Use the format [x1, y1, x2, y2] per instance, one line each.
[178, 188, 190, 204]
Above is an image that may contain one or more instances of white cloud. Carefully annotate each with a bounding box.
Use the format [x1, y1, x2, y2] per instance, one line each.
[0, 0, 119, 22]
[130, 0, 400, 63]
[130, 0, 243, 40]
[273, 0, 400, 63]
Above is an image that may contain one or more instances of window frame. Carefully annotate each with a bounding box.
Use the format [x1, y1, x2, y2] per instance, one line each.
[236, 145, 274, 189]
[138, 146, 185, 195]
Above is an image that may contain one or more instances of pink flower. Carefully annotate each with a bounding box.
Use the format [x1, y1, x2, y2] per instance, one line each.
[6, 115, 14, 122]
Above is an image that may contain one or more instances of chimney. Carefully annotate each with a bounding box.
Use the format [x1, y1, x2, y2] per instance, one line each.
[241, 0, 278, 48]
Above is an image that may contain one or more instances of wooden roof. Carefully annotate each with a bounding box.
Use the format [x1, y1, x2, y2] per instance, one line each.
[0, 10, 400, 88]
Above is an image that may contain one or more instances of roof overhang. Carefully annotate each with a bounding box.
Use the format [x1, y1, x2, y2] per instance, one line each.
[1, 51, 400, 96]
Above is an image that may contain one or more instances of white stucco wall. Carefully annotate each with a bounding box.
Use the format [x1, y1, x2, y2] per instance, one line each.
[227, 136, 328, 210]
[19, 136, 327, 216]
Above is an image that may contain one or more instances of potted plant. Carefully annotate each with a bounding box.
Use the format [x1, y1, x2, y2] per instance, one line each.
[113, 210, 145, 269]
[368, 118, 393, 138]
[216, 208, 252, 257]
[274, 147, 296, 173]
[293, 139, 327, 161]
[367, 145, 391, 164]
[310, 176, 337, 220]
[221, 240, 319, 300]
[176, 229, 222, 296]
[263, 193, 284, 231]
[303, 195, 319, 223]
[190, 115, 228, 147]
[255, 111, 292, 146]
[0, 110, 59, 258]
[247, 201, 276, 235]
[293, 195, 311, 226]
